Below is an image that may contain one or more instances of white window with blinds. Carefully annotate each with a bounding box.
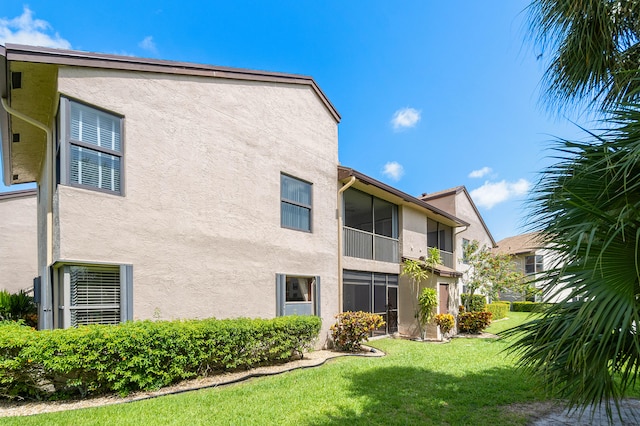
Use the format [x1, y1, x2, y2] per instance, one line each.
[57, 264, 133, 328]
[281, 174, 312, 232]
[58, 98, 124, 195]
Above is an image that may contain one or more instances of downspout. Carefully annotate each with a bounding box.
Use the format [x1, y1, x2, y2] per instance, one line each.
[337, 176, 356, 314]
[1, 97, 53, 329]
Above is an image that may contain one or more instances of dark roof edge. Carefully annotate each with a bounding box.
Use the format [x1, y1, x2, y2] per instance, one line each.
[422, 185, 496, 247]
[0, 188, 37, 200]
[338, 166, 469, 227]
[2, 43, 341, 123]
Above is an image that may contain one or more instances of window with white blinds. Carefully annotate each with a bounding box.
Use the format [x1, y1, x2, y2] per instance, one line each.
[58, 264, 133, 328]
[61, 99, 123, 194]
[281, 174, 312, 232]
[69, 265, 121, 326]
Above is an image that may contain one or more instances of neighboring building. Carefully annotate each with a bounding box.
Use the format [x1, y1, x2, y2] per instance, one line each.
[0, 44, 340, 344]
[493, 232, 566, 302]
[420, 186, 496, 298]
[0, 188, 37, 294]
[338, 167, 468, 340]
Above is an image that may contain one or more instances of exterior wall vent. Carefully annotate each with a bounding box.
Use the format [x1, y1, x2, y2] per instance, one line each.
[12, 174, 19, 181]
[12, 133, 20, 143]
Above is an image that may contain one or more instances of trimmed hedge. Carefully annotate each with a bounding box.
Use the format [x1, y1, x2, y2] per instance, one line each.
[485, 303, 509, 320]
[460, 294, 486, 312]
[511, 301, 553, 312]
[0, 315, 321, 399]
[330, 311, 384, 352]
[458, 311, 492, 333]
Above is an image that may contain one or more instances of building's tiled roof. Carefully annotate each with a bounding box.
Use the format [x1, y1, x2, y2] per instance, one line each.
[493, 232, 543, 255]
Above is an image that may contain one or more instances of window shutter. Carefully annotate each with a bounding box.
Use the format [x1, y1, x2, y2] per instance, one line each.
[314, 276, 321, 318]
[275, 274, 286, 316]
[120, 265, 133, 322]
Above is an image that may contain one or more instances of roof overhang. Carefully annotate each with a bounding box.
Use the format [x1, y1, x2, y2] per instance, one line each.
[3, 44, 341, 123]
[338, 166, 469, 228]
[402, 256, 462, 278]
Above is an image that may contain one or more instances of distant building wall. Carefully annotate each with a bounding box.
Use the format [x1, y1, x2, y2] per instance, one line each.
[0, 189, 37, 293]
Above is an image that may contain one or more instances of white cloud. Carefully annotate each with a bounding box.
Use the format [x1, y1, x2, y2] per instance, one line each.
[0, 7, 70, 49]
[470, 179, 531, 209]
[138, 36, 157, 53]
[468, 166, 492, 179]
[391, 107, 420, 130]
[382, 161, 404, 181]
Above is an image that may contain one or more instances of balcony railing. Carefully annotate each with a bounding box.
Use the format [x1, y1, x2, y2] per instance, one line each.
[427, 248, 454, 268]
[343, 226, 399, 263]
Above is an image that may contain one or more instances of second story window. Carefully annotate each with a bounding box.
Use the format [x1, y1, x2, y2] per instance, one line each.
[281, 174, 312, 232]
[525, 255, 544, 274]
[58, 98, 124, 195]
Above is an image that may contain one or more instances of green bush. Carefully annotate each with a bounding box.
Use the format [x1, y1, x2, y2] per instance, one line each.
[511, 301, 553, 312]
[460, 294, 486, 312]
[0, 315, 321, 399]
[458, 311, 492, 333]
[0, 290, 37, 327]
[486, 303, 509, 320]
[330, 311, 385, 352]
[434, 313, 455, 335]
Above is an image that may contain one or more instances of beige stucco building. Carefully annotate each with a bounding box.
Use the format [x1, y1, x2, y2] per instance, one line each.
[338, 167, 468, 340]
[1, 44, 340, 344]
[421, 186, 496, 298]
[0, 44, 482, 345]
[494, 232, 566, 303]
[0, 188, 37, 294]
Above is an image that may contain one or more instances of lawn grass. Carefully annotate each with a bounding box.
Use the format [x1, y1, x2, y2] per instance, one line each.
[2, 313, 550, 426]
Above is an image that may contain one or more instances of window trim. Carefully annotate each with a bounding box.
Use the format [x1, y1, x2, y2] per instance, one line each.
[58, 96, 125, 196]
[55, 261, 133, 328]
[280, 173, 313, 232]
[275, 274, 320, 317]
[525, 254, 544, 274]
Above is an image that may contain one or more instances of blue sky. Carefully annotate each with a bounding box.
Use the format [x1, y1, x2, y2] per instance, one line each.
[0, 1, 591, 241]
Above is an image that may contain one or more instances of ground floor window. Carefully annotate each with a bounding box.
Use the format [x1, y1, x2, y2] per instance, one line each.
[343, 270, 398, 335]
[56, 263, 133, 327]
[276, 274, 320, 316]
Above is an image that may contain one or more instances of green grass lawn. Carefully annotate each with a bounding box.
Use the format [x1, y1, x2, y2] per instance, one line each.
[5, 311, 632, 425]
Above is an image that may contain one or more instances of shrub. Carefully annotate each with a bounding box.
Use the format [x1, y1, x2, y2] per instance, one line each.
[0, 290, 37, 327]
[458, 311, 492, 333]
[418, 288, 438, 327]
[460, 294, 486, 312]
[330, 311, 384, 352]
[0, 315, 321, 399]
[511, 301, 553, 312]
[434, 313, 455, 335]
[486, 303, 509, 320]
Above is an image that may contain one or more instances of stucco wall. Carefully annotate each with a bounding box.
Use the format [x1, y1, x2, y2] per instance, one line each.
[401, 206, 429, 259]
[54, 68, 339, 344]
[0, 190, 37, 293]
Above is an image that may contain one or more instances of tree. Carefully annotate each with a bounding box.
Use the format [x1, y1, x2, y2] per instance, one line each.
[505, 0, 640, 419]
[461, 240, 526, 310]
[528, 0, 640, 112]
[401, 248, 442, 339]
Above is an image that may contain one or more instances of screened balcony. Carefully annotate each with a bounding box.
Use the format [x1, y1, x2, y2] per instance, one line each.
[343, 188, 399, 263]
[427, 218, 454, 268]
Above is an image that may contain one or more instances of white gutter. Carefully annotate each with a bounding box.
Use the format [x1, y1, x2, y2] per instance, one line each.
[1, 97, 53, 329]
[337, 176, 356, 314]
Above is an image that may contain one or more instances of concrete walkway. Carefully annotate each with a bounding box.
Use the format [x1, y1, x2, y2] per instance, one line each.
[531, 399, 640, 425]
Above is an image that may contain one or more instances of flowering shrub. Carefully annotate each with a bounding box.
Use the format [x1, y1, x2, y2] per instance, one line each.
[330, 311, 385, 352]
[434, 313, 455, 335]
[457, 311, 492, 334]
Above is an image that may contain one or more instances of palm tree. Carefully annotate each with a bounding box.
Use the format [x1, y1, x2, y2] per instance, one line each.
[505, 107, 640, 418]
[528, 0, 640, 111]
[505, 0, 640, 419]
